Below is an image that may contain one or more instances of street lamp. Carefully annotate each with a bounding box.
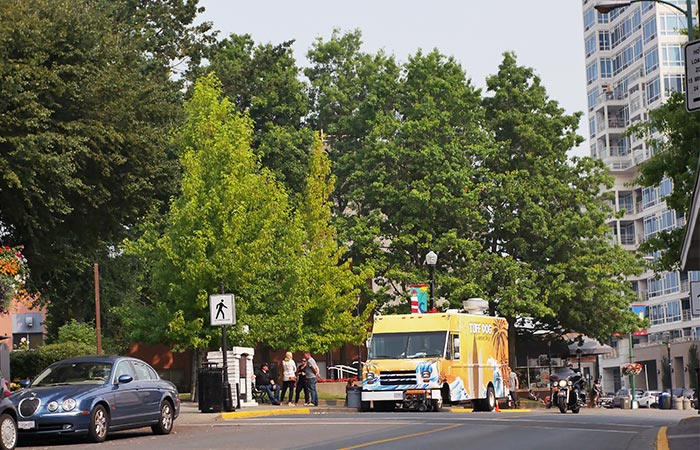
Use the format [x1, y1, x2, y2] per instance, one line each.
[425, 251, 438, 311]
[594, 1, 695, 41]
[664, 331, 673, 397]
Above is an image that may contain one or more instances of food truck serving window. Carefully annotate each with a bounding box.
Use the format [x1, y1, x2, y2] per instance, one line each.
[369, 331, 447, 359]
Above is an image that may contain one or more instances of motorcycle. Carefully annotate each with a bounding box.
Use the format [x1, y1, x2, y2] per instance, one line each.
[550, 368, 586, 414]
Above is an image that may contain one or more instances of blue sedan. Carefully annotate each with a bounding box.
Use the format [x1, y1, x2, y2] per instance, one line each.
[10, 355, 180, 443]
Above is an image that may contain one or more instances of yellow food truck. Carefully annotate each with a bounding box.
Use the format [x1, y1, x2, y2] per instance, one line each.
[360, 304, 510, 412]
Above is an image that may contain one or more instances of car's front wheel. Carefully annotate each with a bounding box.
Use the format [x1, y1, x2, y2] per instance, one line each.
[0, 413, 17, 450]
[88, 405, 109, 443]
[152, 400, 174, 435]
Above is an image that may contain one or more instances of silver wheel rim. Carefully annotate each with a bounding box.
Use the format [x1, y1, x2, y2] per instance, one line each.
[94, 408, 107, 438]
[161, 403, 173, 431]
[0, 417, 16, 449]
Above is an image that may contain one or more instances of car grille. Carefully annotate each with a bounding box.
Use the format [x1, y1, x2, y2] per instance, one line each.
[19, 398, 41, 418]
[379, 370, 416, 386]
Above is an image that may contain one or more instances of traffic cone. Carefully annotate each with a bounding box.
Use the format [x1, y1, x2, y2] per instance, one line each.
[495, 402, 500, 412]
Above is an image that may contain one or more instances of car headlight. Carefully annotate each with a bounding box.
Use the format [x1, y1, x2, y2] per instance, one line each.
[62, 398, 77, 412]
[421, 370, 431, 378]
[47, 401, 59, 412]
[558, 380, 567, 388]
[365, 372, 376, 381]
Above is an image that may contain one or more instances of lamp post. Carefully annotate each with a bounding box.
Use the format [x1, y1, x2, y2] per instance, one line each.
[594, 1, 695, 41]
[629, 332, 638, 408]
[425, 251, 438, 311]
[664, 331, 673, 397]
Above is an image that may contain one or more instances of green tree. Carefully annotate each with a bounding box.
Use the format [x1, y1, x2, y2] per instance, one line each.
[629, 92, 700, 271]
[120, 75, 366, 360]
[190, 34, 313, 196]
[57, 319, 97, 347]
[478, 53, 643, 347]
[294, 133, 372, 351]
[0, 0, 212, 337]
[306, 30, 487, 312]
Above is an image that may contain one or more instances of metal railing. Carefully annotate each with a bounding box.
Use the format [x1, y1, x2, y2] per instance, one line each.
[327, 364, 358, 379]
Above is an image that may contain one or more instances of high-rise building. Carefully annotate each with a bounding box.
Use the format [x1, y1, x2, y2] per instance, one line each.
[581, 0, 700, 395]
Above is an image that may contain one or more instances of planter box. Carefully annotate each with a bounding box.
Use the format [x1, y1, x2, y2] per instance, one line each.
[316, 381, 347, 397]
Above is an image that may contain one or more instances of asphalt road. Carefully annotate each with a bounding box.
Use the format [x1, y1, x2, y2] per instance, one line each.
[15, 407, 699, 450]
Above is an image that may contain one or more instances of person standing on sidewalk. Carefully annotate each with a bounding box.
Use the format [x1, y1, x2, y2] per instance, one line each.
[294, 358, 309, 405]
[281, 352, 297, 406]
[508, 369, 519, 408]
[304, 351, 320, 407]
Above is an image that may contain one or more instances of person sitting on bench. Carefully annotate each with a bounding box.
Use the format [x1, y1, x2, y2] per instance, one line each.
[256, 363, 281, 405]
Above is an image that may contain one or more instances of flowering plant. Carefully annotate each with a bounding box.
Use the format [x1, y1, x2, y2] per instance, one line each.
[621, 363, 642, 376]
[0, 246, 29, 311]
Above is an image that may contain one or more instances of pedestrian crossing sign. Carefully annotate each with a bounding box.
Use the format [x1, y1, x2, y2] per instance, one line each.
[209, 294, 235, 326]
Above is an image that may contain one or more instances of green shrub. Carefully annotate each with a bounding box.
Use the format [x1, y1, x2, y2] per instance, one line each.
[10, 342, 96, 380]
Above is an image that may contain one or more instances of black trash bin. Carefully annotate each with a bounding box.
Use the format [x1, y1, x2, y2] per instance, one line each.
[199, 363, 224, 413]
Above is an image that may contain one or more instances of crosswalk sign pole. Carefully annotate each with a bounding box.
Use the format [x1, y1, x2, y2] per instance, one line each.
[219, 282, 234, 412]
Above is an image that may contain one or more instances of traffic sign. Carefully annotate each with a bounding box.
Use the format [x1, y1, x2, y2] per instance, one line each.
[209, 294, 235, 326]
[691, 281, 700, 316]
[685, 39, 700, 112]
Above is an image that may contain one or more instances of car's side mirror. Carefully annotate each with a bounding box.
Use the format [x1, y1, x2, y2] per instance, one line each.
[117, 374, 133, 384]
[19, 379, 31, 389]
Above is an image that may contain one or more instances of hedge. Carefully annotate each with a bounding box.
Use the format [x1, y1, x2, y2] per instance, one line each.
[10, 342, 97, 380]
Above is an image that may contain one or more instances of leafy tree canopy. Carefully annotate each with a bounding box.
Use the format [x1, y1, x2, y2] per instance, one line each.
[0, 0, 211, 337]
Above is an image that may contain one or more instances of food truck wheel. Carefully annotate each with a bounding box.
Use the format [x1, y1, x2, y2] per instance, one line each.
[474, 385, 496, 412]
[359, 401, 371, 412]
[431, 399, 442, 412]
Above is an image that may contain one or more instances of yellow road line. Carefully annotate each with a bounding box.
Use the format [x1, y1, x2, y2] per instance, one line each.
[338, 424, 461, 450]
[221, 408, 310, 419]
[656, 426, 669, 450]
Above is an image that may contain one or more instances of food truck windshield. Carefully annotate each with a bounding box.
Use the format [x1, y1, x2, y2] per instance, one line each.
[368, 331, 447, 359]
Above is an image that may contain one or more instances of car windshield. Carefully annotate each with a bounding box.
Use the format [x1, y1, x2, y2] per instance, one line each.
[32, 362, 113, 386]
[368, 331, 446, 359]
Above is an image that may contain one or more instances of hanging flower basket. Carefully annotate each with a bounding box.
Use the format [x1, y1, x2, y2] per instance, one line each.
[621, 363, 642, 376]
[0, 246, 29, 311]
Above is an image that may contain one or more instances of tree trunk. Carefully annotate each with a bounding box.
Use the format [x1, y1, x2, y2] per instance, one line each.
[507, 317, 517, 369]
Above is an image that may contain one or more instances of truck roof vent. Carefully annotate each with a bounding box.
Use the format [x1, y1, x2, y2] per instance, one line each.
[463, 298, 488, 314]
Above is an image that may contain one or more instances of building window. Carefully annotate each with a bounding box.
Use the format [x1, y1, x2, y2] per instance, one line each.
[660, 209, 676, 231]
[648, 278, 663, 299]
[599, 31, 611, 51]
[658, 177, 673, 198]
[589, 117, 596, 136]
[584, 8, 596, 31]
[663, 74, 685, 95]
[586, 35, 597, 57]
[644, 215, 660, 238]
[659, 14, 687, 35]
[645, 49, 658, 73]
[662, 43, 684, 67]
[666, 300, 681, 322]
[643, 17, 657, 43]
[642, 186, 658, 209]
[587, 62, 598, 84]
[588, 89, 598, 110]
[646, 77, 661, 104]
[601, 58, 613, 78]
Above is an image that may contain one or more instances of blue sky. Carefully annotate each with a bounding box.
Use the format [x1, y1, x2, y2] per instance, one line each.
[198, 0, 589, 158]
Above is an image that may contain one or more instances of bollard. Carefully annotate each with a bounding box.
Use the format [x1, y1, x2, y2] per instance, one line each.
[682, 397, 690, 410]
[672, 396, 683, 410]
